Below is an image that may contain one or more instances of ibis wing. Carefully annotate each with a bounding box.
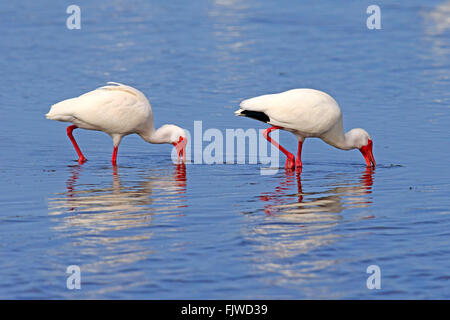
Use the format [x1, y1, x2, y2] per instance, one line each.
[240, 89, 342, 136]
[47, 83, 152, 134]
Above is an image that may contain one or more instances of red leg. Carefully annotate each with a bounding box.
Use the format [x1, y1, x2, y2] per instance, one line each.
[262, 126, 295, 170]
[66, 125, 86, 164]
[296, 140, 303, 168]
[112, 146, 118, 166]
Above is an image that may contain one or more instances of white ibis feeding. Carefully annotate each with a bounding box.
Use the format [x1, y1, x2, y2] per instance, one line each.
[235, 89, 375, 169]
[46, 82, 187, 166]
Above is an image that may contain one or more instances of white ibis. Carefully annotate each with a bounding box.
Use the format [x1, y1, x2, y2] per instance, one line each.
[46, 82, 187, 166]
[235, 89, 375, 169]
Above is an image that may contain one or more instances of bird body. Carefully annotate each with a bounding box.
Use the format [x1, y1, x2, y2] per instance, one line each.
[46, 82, 187, 165]
[236, 89, 375, 168]
[238, 89, 346, 145]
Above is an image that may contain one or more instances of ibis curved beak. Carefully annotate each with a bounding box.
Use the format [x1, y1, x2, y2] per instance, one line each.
[172, 136, 187, 163]
[359, 139, 376, 167]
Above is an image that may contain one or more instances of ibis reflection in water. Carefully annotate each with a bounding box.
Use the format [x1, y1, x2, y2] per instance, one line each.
[245, 168, 375, 292]
[260, 167, 374, 216]
[45, 164, 187, 293]
[48, 164, 187, 236]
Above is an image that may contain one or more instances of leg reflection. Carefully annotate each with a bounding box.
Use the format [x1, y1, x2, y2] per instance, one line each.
[260, 168, 303, 215]
[259, 167, 374, 216]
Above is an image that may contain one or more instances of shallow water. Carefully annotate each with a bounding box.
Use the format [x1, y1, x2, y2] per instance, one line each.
[0, 0, 449, 299]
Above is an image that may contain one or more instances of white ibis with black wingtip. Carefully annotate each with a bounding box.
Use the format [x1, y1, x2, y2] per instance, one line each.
[46, 82, 187, 166]
[235, 89, 375, 169]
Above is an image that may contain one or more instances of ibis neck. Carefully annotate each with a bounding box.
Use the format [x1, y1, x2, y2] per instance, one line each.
[321, 127, 355, 150]
[322, 134, 351, 150]
[140, 126, 170, 144]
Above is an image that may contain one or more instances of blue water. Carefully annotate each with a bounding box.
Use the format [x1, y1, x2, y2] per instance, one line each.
[0, 0, 449, 299]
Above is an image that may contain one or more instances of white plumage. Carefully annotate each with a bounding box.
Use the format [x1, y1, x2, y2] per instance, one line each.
[236, 89, 375, 168]
[46, 82, 187, 165]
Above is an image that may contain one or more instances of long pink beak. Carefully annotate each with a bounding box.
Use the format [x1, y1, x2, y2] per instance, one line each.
[172, 136, 187, 163]
[359, 139, 376, 167]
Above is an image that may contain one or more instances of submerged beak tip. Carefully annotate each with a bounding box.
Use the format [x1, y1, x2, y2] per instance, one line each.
[173, 136, 187, 162]
[360, 142, 375, 168]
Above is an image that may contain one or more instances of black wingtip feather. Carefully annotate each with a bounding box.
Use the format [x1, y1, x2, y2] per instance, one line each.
[240, 110, 270, 123]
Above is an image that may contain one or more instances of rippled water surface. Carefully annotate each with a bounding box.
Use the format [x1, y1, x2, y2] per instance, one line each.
[0, 0, 449, 299]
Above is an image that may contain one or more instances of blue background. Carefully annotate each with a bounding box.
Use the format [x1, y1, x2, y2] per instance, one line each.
[0, 0, 449, 298]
